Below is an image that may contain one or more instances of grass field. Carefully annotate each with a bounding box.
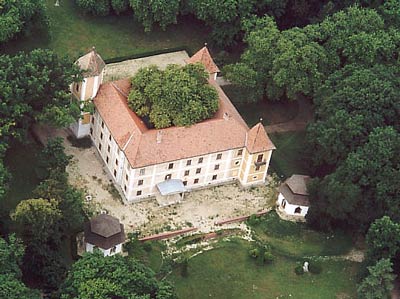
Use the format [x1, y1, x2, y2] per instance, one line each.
[2, 0, 210, 59]
[269, 131, 311, 179]
[170, 238, 358, 299]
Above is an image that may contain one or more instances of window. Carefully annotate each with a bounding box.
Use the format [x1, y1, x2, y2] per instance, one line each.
[100, 132, 103, 140]
[137, 190, 142, 196]
[168, 163, 174, 169]
[113, 169, 117, 177]
[196, 168, 201, 174]
[101, 121, 104, 128]
[198, 157, 203, 164]
[216, 153, 222, 160]
[91, 116, 94, 124]
[90, 128, 93, 135]
[165, 174, 172, 180]
[106, 156, 109, 163]
[212, 175, 217, 180]
[257, 154, 264, 162]
[110, 246, 117, 254]
[183, 181, 187, 186]
[98, 143, 102, 150]
[107, 145, 110, 153]
[75, 83, 80, 93]
[253, 175, 258, 179]
[109, 135, 111, 141]
[235, 160, 240, 166]
[124, 185, 127, 192]
[138, 179, 143, 186]
[186, 160, 191, 166]
[139, 168, 145, 176]
[184, 170, 190, 176]
[255, 165, 261, 171]
[115, 159, 118, 166]
[237, 149, 243, 156]
[194, 178, 199, 184]
[125, 174, 129, 181]
[214, 164, 220, 170]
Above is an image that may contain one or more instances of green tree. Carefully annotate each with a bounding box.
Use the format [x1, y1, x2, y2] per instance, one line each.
[60, 252, 177, 299]
[0, 235, 41, 299]
[0, 0, 48, 43]
[357, 258, 395, 299]
[11, 198, 62, 243]
[130, 0, 180, 31]
[128, 64, 219, 129]
[75, 0, 110, 16]
[37, 137, 72, 178]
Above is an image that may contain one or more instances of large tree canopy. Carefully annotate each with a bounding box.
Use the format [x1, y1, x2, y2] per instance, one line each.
[60, 252, 176, 299]
[0, 0, 48, 43]
[128, 63, 219, 129]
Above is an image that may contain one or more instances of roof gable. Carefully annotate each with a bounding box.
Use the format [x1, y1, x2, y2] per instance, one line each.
[187, 46, 220, 74]
[246, 123, 276, 153]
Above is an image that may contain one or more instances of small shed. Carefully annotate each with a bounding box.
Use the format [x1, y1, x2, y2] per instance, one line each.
[277, 175, 311, 218]
[84, 214, 125, 256]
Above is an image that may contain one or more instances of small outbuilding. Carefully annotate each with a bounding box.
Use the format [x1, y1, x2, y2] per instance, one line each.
[84, 214, 125, 256]
[277, 174, 311, 218]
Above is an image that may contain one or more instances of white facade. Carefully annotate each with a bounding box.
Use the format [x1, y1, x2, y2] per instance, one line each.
[85, 242, 123, 257]
[89, 109, 273, 202]
[277, 193, 309, 217]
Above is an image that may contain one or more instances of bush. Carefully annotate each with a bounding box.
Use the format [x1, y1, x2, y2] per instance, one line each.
[295, 265, 305, 275]
[76, 0, 110, 16]
[247, 214, 260, 226]
[180, 258, 189, 277]
[264, 251, 274, 264]
[249, 248, 259, 259]
[142, 242, 152, 252]
[111, 0, 129, 14]
[308, 262, 323, 274]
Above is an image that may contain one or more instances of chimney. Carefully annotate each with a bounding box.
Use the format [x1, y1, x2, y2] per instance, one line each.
[156, 131, 162, 144]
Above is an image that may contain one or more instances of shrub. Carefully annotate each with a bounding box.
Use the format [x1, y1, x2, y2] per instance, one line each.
[111, 0, 129, 14]
[308, 262, 323, 274]
[264, 251, 274, 264]
[295, 265, 304, 275]
[180, 258, 189, 277]
[249, 248, 259, 259]
[76, 0, 110, 16]
[142, 242, 152, 252]
[247, 214, 260, 226]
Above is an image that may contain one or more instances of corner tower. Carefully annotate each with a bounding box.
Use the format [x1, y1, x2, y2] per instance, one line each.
[71, 47, 105, 138]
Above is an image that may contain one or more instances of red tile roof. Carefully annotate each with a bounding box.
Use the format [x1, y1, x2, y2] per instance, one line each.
[246, 123, 276, 154]
[186, 46, 220, 74]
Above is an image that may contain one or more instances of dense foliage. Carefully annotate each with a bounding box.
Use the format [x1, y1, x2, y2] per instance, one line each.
[0, 0, 48, 43]
[0, 50, 81, 203]
[60, 252, 177, 299]
[0, 235, 41, 299]
[128, 63, 219, 128]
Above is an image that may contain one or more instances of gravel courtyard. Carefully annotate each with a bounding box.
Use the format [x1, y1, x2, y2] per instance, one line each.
[65, 142, 278, 236]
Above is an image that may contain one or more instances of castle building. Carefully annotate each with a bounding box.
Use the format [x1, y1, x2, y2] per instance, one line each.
[71, 47, 275, 204]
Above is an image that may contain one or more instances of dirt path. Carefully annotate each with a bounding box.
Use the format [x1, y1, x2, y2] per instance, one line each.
[264, 96, 313, 133]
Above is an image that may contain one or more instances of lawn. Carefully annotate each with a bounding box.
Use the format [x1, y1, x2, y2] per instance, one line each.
[269, 131, 310, 179]
[2, 0, 210, 59]
[170, 239, 358, 299]
[224, 85, 299, 127]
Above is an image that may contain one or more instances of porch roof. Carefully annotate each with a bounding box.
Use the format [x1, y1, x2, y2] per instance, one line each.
[157, 179, 187, 196]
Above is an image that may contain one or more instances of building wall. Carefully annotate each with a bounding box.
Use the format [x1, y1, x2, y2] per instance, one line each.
[90, 110, 273, 203]
[277, 193, 309, 217]
[86, 242, 123, 256]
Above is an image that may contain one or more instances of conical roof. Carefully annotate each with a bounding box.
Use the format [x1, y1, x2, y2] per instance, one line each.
[187, 46, 220, 74]
[76, 47, 106, 77]
[246, 123, 276, 153]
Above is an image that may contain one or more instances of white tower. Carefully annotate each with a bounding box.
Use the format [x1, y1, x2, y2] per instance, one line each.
[71, 47, 105, 138]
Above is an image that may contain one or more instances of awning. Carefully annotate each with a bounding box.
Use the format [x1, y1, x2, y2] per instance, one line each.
[156, 179, 187, 196]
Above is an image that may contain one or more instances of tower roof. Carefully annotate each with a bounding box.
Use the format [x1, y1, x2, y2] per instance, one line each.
[246, 123, 276, 154]
[76, 47, 106, 77]
[187, 46, 220, 74]
[285, 175, 311, 195]
[90, 214, 121, 238]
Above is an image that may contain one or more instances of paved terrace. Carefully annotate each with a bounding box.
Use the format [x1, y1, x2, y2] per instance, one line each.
[103, 50, 190, 82]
